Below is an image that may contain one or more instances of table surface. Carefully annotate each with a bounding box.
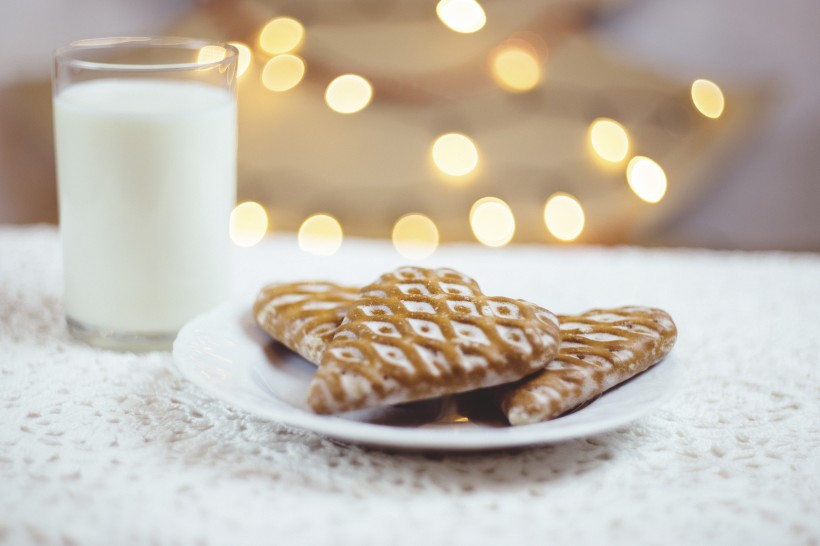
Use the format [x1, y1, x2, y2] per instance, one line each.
[2, 225, 819, 546]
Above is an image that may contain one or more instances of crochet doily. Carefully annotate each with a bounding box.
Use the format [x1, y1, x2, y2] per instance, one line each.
[1, 225, 818, 545]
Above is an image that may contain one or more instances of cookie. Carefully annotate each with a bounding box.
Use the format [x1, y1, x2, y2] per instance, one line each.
[496, 306, 677, 426]
[253, 281, 359, 364]
[307, 267, 561, 414]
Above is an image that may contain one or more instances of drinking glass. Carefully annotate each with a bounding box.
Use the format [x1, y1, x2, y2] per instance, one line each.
[52, 37, 238, 350]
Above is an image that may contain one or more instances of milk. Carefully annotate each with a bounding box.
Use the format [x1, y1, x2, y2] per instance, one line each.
[54, 78, 236, 334]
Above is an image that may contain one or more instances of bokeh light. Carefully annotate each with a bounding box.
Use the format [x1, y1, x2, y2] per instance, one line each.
[544, 193, 584, 241]
[470, 197, 515, 247]
[432, 133, 479, 177]
[325, 74, 373, 114]
[589, 118, 629, 163]
[228, 41, 252, 77]
[230, 202, 268, 247]
[197, 45, 227, 65]
[691, 79, 725, 119]
[259, 17, 305, 55]
[392, 214, 439, 260]
[261, 55, 305, 92]
[490, 45, 542, 93]
[436, 0, 486, 34]
[298, 214, 343, 256]
[627, 156, 667, 203]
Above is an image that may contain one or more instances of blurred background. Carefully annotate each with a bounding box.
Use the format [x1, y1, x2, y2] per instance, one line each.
[2, 0, 818, 253]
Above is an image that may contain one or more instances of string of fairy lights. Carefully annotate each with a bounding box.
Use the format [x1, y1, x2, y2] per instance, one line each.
[208, 0, 727, 259]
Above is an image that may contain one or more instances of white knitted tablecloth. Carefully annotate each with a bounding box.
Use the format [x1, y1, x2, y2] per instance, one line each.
[1, 225, 818, 546]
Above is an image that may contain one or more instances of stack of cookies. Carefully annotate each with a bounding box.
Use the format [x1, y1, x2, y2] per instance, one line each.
[253, 266, 677, 426]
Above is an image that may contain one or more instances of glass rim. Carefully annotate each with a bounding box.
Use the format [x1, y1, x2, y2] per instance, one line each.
[54, 36, 238, 72]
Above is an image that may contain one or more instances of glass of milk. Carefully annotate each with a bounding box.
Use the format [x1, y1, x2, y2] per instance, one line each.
[52, 37, 238, 351]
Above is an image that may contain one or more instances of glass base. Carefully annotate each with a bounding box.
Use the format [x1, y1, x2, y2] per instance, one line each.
[67, 316, 176, 352]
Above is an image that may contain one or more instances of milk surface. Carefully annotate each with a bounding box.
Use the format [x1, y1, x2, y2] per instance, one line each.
[54, 78, 236, 333]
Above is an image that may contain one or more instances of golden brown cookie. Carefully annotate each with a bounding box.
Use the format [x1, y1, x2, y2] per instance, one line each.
[253, 281, 359, 364]
[496, 306, 677, 426]
[307, 266, 561, 414]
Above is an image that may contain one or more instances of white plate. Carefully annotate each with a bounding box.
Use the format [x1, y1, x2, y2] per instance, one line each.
[173, 301, 680, 451]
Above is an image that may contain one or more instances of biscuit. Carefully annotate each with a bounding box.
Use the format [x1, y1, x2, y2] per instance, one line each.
[253, 281, 359, 364]
[496, 306, 677, 426]
[307, 267, 561, 414]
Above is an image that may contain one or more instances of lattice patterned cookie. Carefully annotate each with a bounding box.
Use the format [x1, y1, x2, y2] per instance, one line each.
[253, 282, 359, 364]
[496, 306, 677, 426]
[307, 267, 561, 414]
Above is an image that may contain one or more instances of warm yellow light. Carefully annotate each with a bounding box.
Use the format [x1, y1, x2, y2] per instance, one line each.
[627, 156, 667, 203]
[230, 202, 269, 247]
[470, 197, 515, 247]
[436, 0, 486, 34]
[391, 214, 439, 260]
[298, 214, 343, 256]
[261, 55, 305, 92]
[589, 118, 630, 163]
[691, 79, 725, 119]
[325, 74, 373, 114]
[259, 17, 304, 55]
[197, 45, 227, 65]
[491, 46, 541, 93]
[228, 42, 252, 77]
[432, 133, 479, 177]
[544, 193, 584, 242]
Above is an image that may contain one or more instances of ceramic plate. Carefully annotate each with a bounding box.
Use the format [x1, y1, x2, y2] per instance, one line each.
[172, 301, 680, 451]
